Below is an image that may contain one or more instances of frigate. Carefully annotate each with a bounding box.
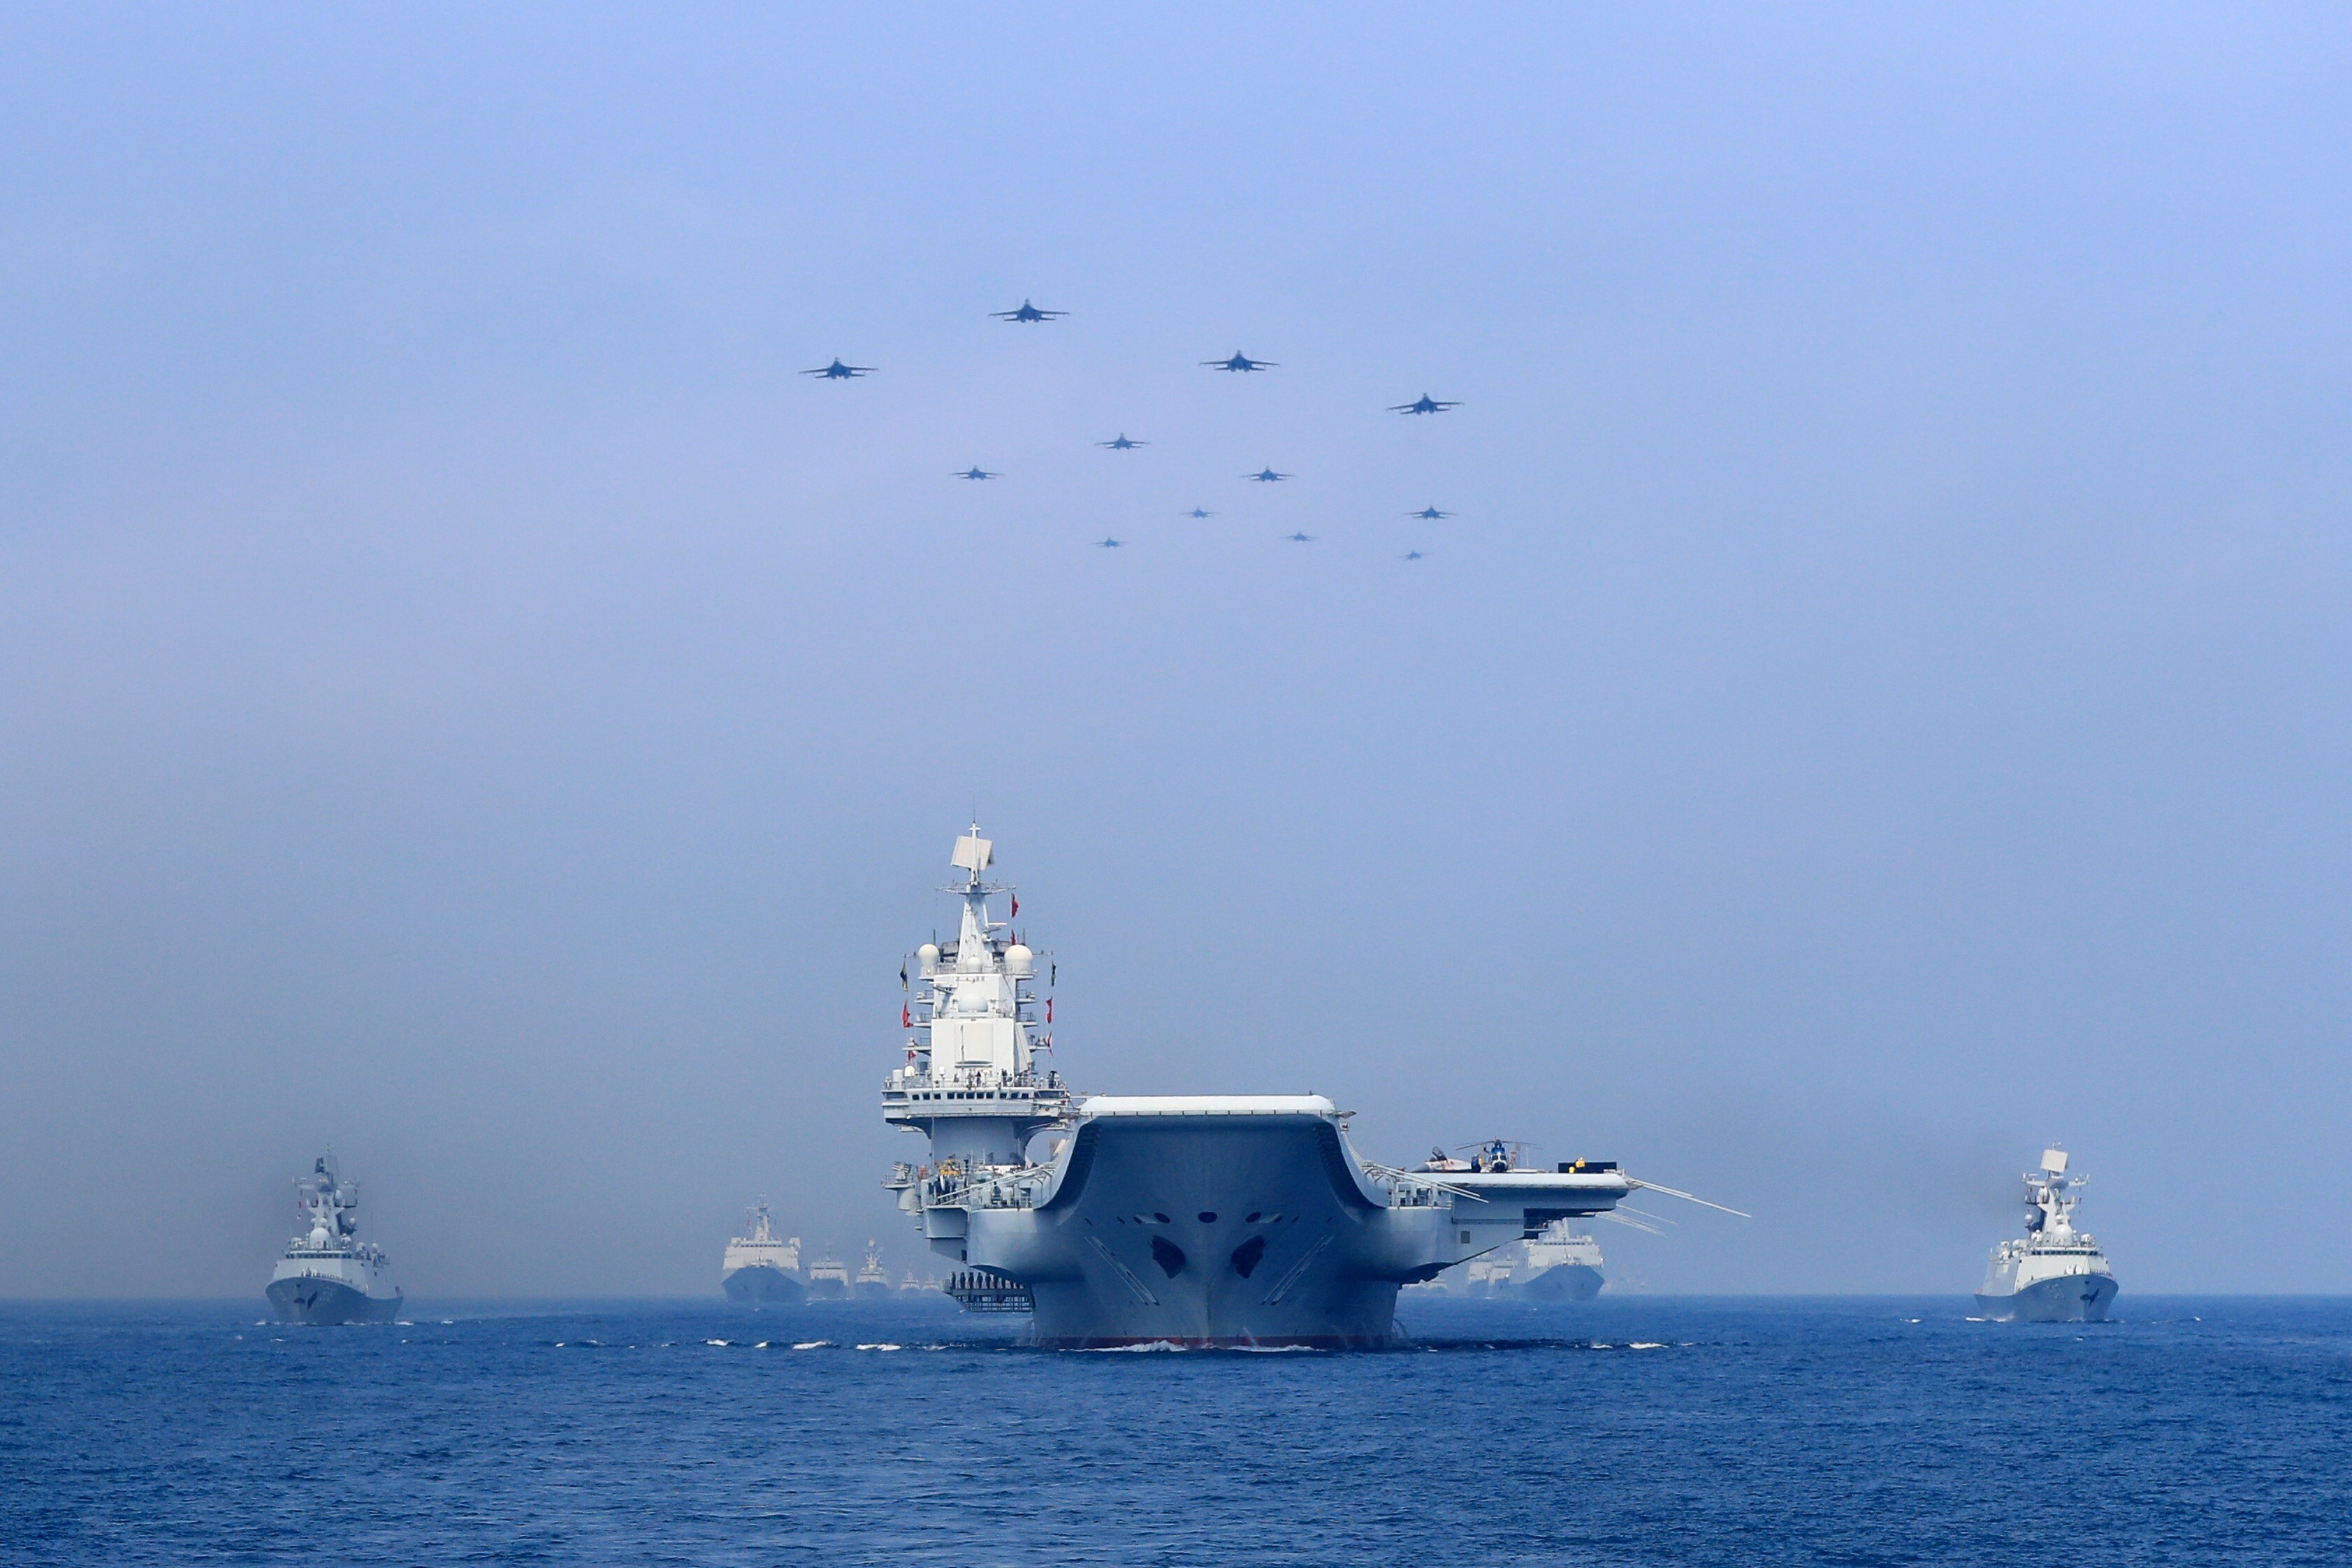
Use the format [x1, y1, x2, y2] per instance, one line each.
[266, 1155, 402, 1325]
[721, 1199, 804, 1304]
[853, 1242, 894, 1299]
[1975, 1146, 2118, 1322]
[882, 829, 1660, 1348]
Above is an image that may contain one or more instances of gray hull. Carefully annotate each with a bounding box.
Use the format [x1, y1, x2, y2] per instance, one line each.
[1975, 1275, 2117, 1323]
[722, 1265, 805, 1305]
[1514, 1263, 1604, 1302]
[266, 1275, 402, 1326]
[961, 1112, 1437, 1347]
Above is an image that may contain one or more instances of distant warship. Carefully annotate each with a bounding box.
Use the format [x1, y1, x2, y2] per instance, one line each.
[267, 1156, 402, 1325]
[853, 1242, 894, 1300]
[720, 1200, 804, 1305]
[1976, 1147, 2117, 1322]
[805, 1254, 852, 1300]
[1514, 1221, 1605, 1300]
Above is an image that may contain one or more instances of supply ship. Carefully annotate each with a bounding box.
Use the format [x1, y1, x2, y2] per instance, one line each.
[1975, 1147, 2118, 1322]
[266, 1156, 402, 1325]
[720, 1200, 805, 1304]
[881, 829, 1645, 1347]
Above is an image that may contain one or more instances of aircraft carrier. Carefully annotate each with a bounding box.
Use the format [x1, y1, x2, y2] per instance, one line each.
[266, 1155, 402, 1325]
[881, 829, 1638, 1347]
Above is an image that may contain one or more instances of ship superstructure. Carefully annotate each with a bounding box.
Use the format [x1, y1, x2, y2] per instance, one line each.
[266, 1155, 402, 1325]
[1975, 1147, 2117, 1322]
[721, 1200, 804, 1305]
[880, 829, 1640, 1347]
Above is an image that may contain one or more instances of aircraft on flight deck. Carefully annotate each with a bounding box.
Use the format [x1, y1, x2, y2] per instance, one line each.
[802, 358, 875, 379]
[957, 467, 1000, 480]
[1408, 506, 1453, 520]
[1203, 351, 1277, 372]
[1097, 433, 1149, 450]
[1390, 394, 1461, 415]
[1096, 537, 1124, 549]
[1184, 507, 1217, 519]
[1246, 468, 1292, 483]
[992, 299, 1067, 323]
[1284, 531, 1315, 543]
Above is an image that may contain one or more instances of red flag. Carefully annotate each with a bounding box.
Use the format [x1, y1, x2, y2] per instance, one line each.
[902, 1003, 912, 1029]
[1010, 894, 1019, 917]
[1045, 998, 1054, 1023]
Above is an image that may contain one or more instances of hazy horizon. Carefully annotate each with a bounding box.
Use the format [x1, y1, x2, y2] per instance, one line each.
[6, 6, 2352, 1300]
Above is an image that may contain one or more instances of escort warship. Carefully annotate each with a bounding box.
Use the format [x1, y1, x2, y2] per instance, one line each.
[720, 1199, 805, 1304]
[1975, 1146, 2117, 1322]
[266, 1155, 402, 1325]
[882, 829, 1651, 1348]
[1513, 1221, 1606, 1300]
[854, 1242, 894, 1299]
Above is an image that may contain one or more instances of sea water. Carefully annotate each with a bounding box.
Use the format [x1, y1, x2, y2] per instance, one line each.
[2, 1295, 2345, 1565]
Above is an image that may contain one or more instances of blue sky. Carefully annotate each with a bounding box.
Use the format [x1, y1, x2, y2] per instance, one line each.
[3, 4, 2349, 1293]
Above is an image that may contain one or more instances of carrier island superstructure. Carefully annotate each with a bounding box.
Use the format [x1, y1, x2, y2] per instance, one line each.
[1975, 1147, 2118, 1322]
[882, 830, 1634, 1347]
[267, 1155, 402, 1325]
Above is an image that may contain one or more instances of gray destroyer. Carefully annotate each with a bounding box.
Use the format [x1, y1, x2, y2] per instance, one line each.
[882, 829, 1643, 1348]
[267, 1156, 402, 1325]
[1975, 1147, 2117, 1322]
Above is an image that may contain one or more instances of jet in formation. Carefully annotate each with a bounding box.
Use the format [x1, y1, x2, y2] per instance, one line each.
[1204, 351, 1277, 372]
[1390, 394, 1460, 415]
[1284, 531, 1315, 543]
[803, 358, 875, 379]
[1184, 507, 1217, 519]
[957, 467, 1000, 481]
[992, 299, 1066, 323]
[1409, 506, 1453, 520]
[1096, 537, 1124, 549]
[1246, 467, 1292, 483]
[1401, 550, 1426, 560]
[1097, 433, 1149, 450]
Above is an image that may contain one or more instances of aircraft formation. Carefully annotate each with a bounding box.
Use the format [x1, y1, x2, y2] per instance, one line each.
[804, 300, 1464, 558]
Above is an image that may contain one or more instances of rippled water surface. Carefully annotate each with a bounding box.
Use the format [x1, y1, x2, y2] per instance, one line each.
[3, 1295, 2346, 1565]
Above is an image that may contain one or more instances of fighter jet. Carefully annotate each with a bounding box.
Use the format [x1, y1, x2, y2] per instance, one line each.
[1184, 507, 1217, 519]
[1097, 433, 1149, 450]
[1390, 393, 1461, 415]
[802, 358, 876, 379]
[1203, 351, 1277, 372]
[1408, 506, 1453, 520]
[1284, 531, 1315, 543]
[992, 299, 1066, 323]
[1401, 550, 1426, 560]
[1095, 537, 1124, 549]
[1245, 468, 1292, 483]
[956, 467, 1000, 481]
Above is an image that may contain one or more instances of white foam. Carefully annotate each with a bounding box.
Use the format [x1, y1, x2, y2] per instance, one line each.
[792, 1340, 830, 1350]
[705, 1339, 731, 1347]
[1628, 1342, 1666, 1349]
[753, 1341, 770, 1349]
[855, 1342, 902, 1351]
[1082, 1340, 1189, 1352]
